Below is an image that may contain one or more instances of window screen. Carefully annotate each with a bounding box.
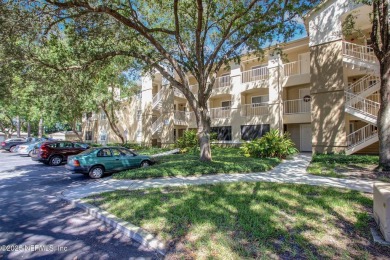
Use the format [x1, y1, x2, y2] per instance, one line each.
[241, 124, 270, 141]
[211, 126, 232, 141]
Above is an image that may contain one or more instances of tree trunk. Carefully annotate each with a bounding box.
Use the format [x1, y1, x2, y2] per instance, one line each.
[101, 105, 125, 144]
[38, 118, 43, 138]
[71, 121, 83, 142]
[27, 122, 31, 137]
[196, 106, 212, 162]
[378, 59, 390, 170]
[16, 116, 20, 138]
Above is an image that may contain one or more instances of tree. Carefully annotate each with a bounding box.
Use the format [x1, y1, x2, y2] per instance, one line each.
[10, 0, 317, 161]
[370, 0, 390, 170]
[343, 0, 390, 170]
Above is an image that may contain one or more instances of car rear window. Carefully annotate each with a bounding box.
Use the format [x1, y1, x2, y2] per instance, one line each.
[78, 148, 97, 156]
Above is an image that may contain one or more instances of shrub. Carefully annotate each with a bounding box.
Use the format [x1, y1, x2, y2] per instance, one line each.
[176, 130, 198, 150]
[240, 129, 298, 159]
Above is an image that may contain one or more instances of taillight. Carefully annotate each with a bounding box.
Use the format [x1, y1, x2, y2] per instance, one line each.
[73, 160, 80, 167]
[1, 142, 5, 146]
[40, 144, 48, 152]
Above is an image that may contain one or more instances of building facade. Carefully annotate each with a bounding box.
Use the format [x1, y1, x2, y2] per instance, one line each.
[84, 0, 380, 154]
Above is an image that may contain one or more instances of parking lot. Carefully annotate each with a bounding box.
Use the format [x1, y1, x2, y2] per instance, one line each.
[0, 151, 159, 259]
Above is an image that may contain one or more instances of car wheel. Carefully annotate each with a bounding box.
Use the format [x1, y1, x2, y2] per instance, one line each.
[9, 146, 16, 152]
[28, 151, 33, 157]
[49, 156, 63, 166]
[89, 166, 104, 179]
[140, 160, 151, 168]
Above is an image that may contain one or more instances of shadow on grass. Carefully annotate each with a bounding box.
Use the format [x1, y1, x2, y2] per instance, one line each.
[114, 149, 280, 180]
[87, 182, 389, 259]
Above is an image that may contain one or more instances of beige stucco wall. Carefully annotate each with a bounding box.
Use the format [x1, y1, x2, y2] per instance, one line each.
[310, 40, 347, 153]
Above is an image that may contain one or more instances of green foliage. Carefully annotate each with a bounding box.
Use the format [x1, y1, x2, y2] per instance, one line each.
[106, 142, 143, 150]
[312, 153, 379, 165]
[115, 148, 280, 179]
[176, 130, 198, 150]
[240, 129, 298, 159]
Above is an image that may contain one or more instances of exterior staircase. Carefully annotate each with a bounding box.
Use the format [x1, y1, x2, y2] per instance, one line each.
[342, 41, 380, 155]
[151, 115, 163, 136]
[152, 89, 164, 110]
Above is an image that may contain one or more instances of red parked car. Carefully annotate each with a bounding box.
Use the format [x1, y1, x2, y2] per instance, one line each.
[31, 141, 90, 166]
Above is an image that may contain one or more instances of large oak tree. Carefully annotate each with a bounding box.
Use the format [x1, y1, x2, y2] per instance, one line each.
[9, 0, 318, 161]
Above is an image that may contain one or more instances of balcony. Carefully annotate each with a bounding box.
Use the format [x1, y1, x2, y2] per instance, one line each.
[283, 60, 310, 87]
[173, 111, 188, 126]
[211, 75, 231, 95]
[210, 107, 231, 119]
[242, 66, 269, 83]
[283, 99, 311, 123]
[240, 104, 269, 117]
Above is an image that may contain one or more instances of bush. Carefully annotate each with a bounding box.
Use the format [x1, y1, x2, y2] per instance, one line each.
[176, 130, 198, 150]
[240, 129, 298, 159]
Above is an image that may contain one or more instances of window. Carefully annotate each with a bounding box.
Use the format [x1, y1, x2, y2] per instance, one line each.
[219, 74, 230, 87]
[119, 148, 135, 156]
[221, 101, 231, 110]
[100, 133, 107, 141]
[211, 126, 232, 141]
[85, 131, 92, 141]
[86, 112, 92, 120]
[251, 96, 269, 107]
[74, 143, 89, 149]
[241, 124, 270, 141]
[111, 149, 122, 156]
[97, 148, 112, 157]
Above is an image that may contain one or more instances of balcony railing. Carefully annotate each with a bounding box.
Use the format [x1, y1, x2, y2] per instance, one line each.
[347, 124, 378, 149]
[210, 107, 231, 119]
[345, 92, 380, 118]
[173, 111, 187, 125]
[283, 99, 311, 114]
[242, 66, 269, 83]
[240, 103, 268, 117]
[342, 41, 377, 63]
[347, 75, 379, 95]
[284, 61, 299, 76]
[214, 75, 231, 89]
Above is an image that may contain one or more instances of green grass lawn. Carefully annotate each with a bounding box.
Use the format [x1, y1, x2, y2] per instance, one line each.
[114, 148, 280, 179]
[307, 154, 390, 182]
[85, 182, 388, 259]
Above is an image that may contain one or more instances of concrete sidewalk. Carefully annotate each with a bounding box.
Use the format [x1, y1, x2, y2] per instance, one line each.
[61, 153, 374, 201]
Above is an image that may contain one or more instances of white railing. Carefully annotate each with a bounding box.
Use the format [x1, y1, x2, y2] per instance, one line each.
[151, 116, 163, 134]
[210, 107, 231, 119]
[345, 92, 380, 118]
[173, 111, 187, 125]
[347, 75, 380, 94]
[347, 124, 378, 149]
[343, 41, 377, 63]
[240, 104, 269, 117]
[152, 89, 164, 109]
[283, 99, 311, 114]
[284, 61, 299, 76]
[242, 66, 269, 83]
[214, 75, 231, 89]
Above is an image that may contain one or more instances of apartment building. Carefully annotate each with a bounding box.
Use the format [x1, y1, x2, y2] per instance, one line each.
[83, 0, 380, 154]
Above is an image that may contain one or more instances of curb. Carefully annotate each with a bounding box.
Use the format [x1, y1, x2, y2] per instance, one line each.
[58, 193, 167, 256]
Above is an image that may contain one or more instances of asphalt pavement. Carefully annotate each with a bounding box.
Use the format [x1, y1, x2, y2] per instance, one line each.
[0, 151, 160, 260]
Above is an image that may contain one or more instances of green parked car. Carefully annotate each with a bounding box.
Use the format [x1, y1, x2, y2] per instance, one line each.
[65, 147, 153, 179]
